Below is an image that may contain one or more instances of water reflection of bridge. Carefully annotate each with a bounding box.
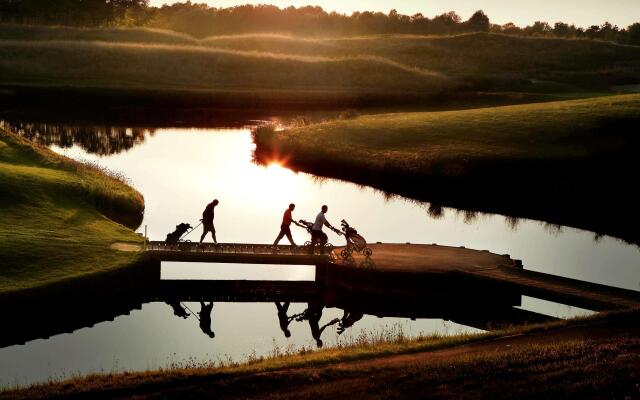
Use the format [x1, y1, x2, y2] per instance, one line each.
[146, 242, 640, 311]
[0, 277, 551, 348]
[3, 243, 639, 348]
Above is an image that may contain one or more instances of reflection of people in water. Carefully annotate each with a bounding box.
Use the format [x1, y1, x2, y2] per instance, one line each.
[198, 301, 215, 338]
[337, 310, 364, 335]
[166, 300, 190, 319]
[275, 302, 298, 338]
[298, 302, 339, 348]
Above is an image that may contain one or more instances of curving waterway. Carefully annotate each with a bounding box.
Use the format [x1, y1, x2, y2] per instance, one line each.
[1, 123, 638, 387]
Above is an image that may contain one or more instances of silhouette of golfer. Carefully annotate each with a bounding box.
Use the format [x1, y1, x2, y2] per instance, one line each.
[337, 309, 364, 335]
[198, 301, 215, 338]
[275, 302, 299, 338]
[298, 301, 339, 348]
[200, 199, 219, 243]
[310, 205, 337, 253]
[273, 203, 304, 246]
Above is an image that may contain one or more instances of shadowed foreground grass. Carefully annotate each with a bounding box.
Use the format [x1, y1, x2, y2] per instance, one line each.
[0, 127, 144, 294]
[255, 94, 640, 243]
[2, 310, 638, 399]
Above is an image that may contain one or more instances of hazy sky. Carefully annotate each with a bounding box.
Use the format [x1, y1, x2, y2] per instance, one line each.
[149, 0, 640, 28]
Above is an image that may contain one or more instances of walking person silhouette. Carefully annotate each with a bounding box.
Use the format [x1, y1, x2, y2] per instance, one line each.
[273, 203, 304, 247]
[198, 301, 215, 338]
[298, 301, 339, 348]
[200, 199, 219, 243]
[275, 302, 299, 338]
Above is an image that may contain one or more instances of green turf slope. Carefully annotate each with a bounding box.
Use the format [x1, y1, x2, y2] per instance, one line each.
[257, 94, 640, 174]
[0, 127, 144, 294]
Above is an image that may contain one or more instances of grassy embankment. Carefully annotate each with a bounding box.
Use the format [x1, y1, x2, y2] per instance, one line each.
[0, 24, 449, 106]
[0, 127, 144, 295]
[1, 24, 639, 107]
[255, 94, 640, 243]
[2, 309, 638, 399]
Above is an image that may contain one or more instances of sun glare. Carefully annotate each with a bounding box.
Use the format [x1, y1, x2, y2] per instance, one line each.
[265, 161, 295, 180]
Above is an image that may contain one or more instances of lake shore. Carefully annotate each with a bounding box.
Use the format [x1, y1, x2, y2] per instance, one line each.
[0, 127, 145, 295]
[2, 308, 638, 399]
[254, 94, 640, 244]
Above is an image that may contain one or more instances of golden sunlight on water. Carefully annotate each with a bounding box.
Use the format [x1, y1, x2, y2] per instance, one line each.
[50, 127, 640, 292]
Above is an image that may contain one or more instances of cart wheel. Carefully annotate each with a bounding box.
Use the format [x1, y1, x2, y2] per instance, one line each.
[363, 248, 373, 257]
[340, 249, 350, 260]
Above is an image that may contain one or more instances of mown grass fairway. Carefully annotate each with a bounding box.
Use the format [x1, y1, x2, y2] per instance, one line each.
[257, 94, 640, 177]
[255, 94, 640, 242]
[0, 128, 144, 294]
[1, 25, 639, 99]
[0, 36, 449, 97]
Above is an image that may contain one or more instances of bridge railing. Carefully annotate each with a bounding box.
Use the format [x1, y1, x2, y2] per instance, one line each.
[146, 241, 333, 258]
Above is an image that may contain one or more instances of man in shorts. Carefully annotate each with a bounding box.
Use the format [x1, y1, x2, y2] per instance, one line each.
[200, 198, 219, 243]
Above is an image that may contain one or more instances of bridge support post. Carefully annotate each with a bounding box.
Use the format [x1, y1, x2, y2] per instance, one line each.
[315, 263, 328, 285]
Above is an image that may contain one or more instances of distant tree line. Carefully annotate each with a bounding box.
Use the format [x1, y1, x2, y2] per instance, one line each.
[0, 0, 149, 26]
[1, 0, 639, 45]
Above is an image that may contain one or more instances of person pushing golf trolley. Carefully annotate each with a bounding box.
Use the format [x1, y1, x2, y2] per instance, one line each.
[297, 204, 339, 254]
[296, 205, 373, 264]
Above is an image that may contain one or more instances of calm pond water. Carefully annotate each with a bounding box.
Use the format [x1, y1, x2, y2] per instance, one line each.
[1, 122, 638, 387]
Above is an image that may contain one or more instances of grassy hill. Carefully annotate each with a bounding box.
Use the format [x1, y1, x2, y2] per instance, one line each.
[255, 94, 640, 243]
[0, 25, 450, 98]
[1, 25, 639, 98]
[0, 127, 144, 294]
[203, 32, 640, 90]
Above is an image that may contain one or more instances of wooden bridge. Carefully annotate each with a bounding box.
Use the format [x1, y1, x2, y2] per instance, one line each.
[3, 241, 636, 348]
[144, 242, 640, 312]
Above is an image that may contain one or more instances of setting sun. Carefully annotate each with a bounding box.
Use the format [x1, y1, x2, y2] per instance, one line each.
[1, 0, 639, 396]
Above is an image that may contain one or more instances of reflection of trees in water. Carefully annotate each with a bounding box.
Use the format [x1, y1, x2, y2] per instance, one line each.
[461, 209, 479, 224]
[505, 216, 520, 231]
[543, 223, 563, 236]
[1, 121, 155, 155]
[251, 131, 620, 244]
[427, 203, 443, 219]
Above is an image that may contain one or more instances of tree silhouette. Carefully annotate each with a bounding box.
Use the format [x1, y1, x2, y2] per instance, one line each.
[0, 1, 637, 45]
[466, 10, 490, 32]
[629, 23, 640, 45]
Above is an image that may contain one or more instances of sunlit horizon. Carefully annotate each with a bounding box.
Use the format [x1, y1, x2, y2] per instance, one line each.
[149, 0, 640, 29]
